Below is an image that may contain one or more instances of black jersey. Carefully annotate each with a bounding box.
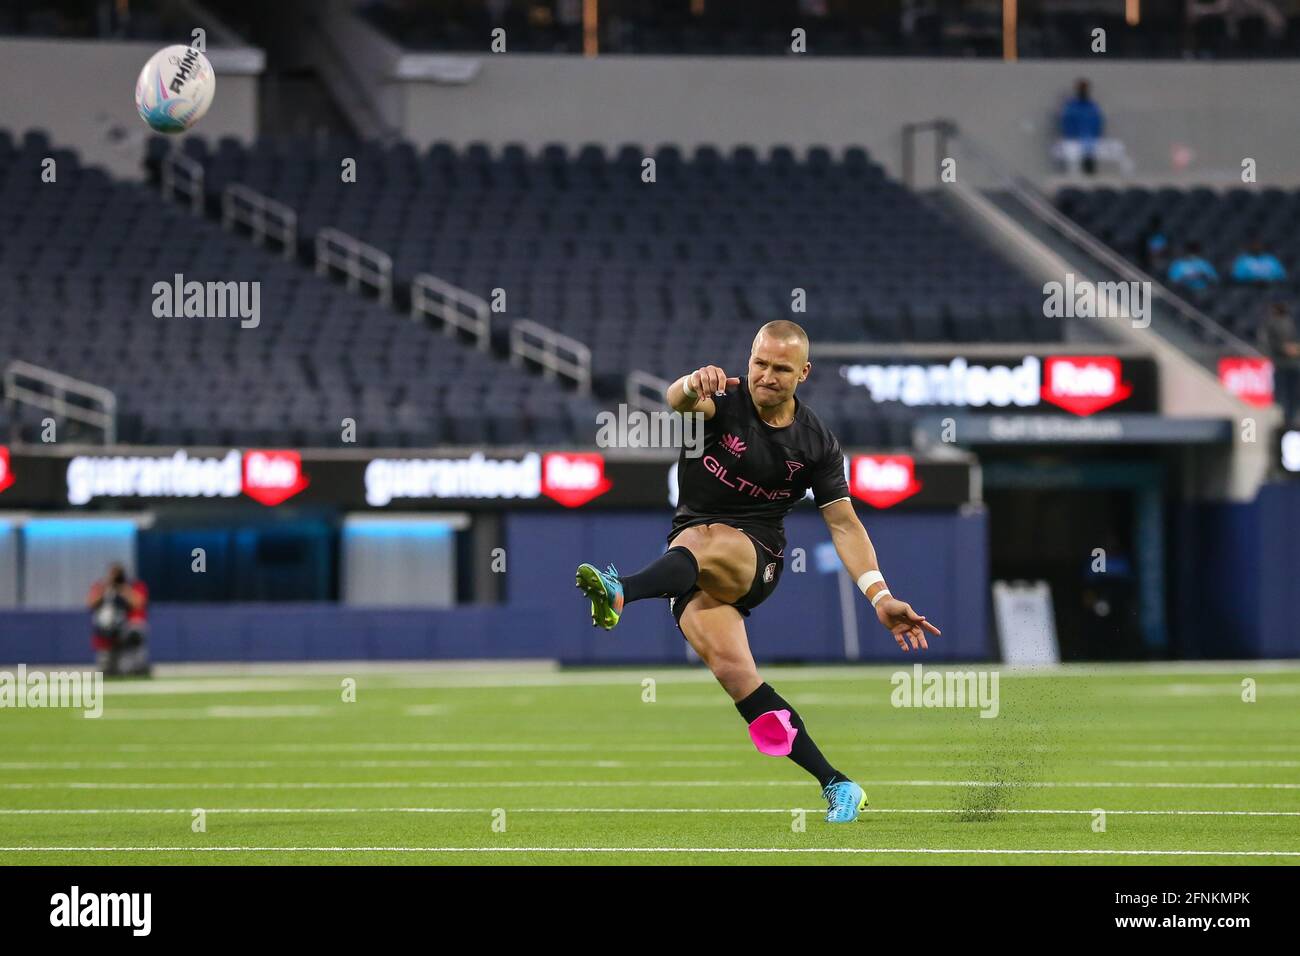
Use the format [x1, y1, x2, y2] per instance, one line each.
[669, 376, 850, 554]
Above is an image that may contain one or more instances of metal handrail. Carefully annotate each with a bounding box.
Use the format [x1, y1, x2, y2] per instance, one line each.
[410, 274, 490, 350]
[509, 319, 592, 395]
[626, 369, 671, 413]
[222, 184, 297, 260]
[161, 151, 204, 215]
[4, 360, 117, 445]
[315, 228, 393, 305]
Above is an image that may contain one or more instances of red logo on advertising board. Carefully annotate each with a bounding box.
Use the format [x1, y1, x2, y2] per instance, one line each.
[1040, 356, 1133, 416]
[1218, 357, 1274, 407]
[850, 455, 922, 509]
[541, 452, 612, 508]
[0, 447, 13, 495]
[242, 449, 309, 506]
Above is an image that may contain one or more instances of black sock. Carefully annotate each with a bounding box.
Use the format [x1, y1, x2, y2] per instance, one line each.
[735, 682, 848, 790]
[620, 546, 699, 603]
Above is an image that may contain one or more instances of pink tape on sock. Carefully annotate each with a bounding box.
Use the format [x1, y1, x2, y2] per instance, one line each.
[747, 709, 798, 756]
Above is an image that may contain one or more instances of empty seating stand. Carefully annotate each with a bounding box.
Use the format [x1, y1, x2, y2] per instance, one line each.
[174, 135, 1048, 376]
[0, 130, 593, 448]
[143, 133, 1052, 447]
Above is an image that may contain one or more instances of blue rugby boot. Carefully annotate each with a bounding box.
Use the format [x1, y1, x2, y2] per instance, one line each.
[575, 562, 624, 630]
[823, 780, 867, 823]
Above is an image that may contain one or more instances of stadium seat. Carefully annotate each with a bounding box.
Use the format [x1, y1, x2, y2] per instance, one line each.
[0, 134, 591, 449]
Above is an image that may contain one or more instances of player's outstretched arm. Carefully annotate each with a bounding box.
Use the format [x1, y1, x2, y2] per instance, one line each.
[820, 499, 941, 653]
[666, 365, 741, 418]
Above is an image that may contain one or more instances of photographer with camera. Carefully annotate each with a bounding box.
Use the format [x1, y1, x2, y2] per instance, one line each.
[86, 563, 152, 677]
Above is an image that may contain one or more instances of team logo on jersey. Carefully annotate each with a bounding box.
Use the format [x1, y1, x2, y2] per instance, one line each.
[784, 460, 804, 482]
[720, 433, 747, 457]
[762, 562, 776, 583]
[702, 456, 793, 501]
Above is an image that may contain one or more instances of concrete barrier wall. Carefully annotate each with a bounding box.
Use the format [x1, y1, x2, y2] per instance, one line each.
[388, 53, 1300, 185]
[0, 507, 993, 665]
[11, 484, 1300, 664]
[1174, 482, 1300, 660]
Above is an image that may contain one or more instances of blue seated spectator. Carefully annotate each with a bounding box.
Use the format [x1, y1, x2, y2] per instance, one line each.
[1138, 215, 1169, 274]
[1230, 238, 1287, 284]
[1062, 80, 1103, 140]
[1167, 242, 1219, 292]
[1052, 79, 1132, 176]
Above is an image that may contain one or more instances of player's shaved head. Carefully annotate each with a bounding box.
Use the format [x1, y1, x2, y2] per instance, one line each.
[753, 320, 809, 363]
[748, 320, 811, 412]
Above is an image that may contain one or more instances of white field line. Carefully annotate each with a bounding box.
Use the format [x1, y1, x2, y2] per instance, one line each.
[156, 660, 560, 675]
[93, 705, 449, 720]
[89, 712, 1289, 727]
[46, 679, 380, 697]
[0, 759, 743, 770]
[1, 846, 1298, 858]
[12, 742, 1300, 754]
[7, 758, 1300, 769]
[1, 758, 1298, 770]
[2, 806, 1299, 817]
[100, 706, 329, 720]
[8, 660, 563, 678]
[8, 662, 1299, 694]
[402, 706, 452, 716]
[1103, 684, 1300, 697]
[1102, 760, 1300, 768]
[132, 658, 1300, 677]
[2, 780, 1299, 790]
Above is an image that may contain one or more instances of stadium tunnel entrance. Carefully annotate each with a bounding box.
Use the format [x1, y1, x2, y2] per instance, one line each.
[983, 456, 1167, 661]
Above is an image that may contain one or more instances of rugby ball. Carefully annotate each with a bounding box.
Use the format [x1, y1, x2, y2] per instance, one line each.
[134, 45, 215, 134]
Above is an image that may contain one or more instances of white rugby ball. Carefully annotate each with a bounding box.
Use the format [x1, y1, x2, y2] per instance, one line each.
[134, 44, 215, 134]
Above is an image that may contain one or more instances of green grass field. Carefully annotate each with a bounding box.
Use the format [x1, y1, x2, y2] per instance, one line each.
[2, 662, 1298, 865]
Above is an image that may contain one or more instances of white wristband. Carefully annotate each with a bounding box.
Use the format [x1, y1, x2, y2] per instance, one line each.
[858, 571, 891, 607]
[681, 375, 698, 400]
[856, 570, 885, 596]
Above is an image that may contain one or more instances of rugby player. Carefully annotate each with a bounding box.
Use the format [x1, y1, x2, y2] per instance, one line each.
[575, 320, 940, 823]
